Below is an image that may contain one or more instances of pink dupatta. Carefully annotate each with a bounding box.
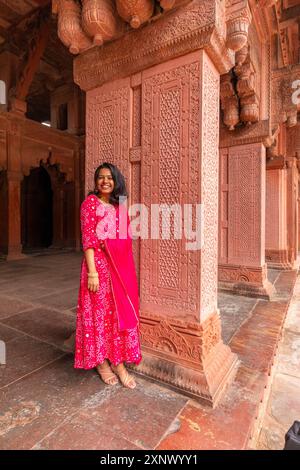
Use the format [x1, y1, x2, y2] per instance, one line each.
[95, 200, 139, 331]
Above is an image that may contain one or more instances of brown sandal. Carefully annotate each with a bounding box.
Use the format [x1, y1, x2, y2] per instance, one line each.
[96, 362, 118, 386]
[112, 365, 136, 389]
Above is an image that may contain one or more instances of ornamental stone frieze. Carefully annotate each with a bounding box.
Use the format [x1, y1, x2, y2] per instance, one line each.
[53, 0, 253, 72]
[72, 0, 237, 91]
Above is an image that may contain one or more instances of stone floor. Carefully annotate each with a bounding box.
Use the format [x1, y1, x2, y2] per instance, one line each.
[0, 252, 298, 450]
[255, 273, 300, 450]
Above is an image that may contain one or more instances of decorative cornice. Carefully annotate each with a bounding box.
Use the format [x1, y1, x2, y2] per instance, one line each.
[271, 64, 300, 127]
[74, 0, 234, 90]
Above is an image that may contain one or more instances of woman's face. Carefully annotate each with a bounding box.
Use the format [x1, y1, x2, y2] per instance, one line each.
[96, 167, 114, 196]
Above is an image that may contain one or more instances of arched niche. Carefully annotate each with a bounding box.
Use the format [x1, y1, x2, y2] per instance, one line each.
[21, 166, 53, 251]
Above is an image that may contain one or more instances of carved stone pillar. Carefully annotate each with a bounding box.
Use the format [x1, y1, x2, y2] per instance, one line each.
[137, 51, 237, 406]
[266, 164, 291, 269]
[219, 143, 275, 299]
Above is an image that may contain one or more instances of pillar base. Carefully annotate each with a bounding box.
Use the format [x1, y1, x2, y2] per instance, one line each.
[218, 263, 276, 299]
[131, 312, 239, 407]
[6, 246, 27, 261]
[266, 249, 295, 270]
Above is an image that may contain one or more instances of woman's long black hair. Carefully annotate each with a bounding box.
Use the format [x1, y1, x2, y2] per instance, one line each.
[89, 162, 128, 205]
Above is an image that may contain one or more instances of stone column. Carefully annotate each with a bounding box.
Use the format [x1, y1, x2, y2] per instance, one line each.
[265, 165, 291, 269]
[137, 50, 237, 406]
[219, 143, 275, 299]
[6, 120, 26, 260]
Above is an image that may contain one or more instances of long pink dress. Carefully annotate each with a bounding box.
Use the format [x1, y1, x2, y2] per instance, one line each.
[74, 194, 142, 369]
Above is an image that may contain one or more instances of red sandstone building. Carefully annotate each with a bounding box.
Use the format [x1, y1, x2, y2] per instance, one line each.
[0, 0, 299, 407]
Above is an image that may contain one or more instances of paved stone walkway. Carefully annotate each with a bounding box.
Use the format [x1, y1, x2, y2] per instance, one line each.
[254, 272, 300, 450]
[0, 252, 298, 449]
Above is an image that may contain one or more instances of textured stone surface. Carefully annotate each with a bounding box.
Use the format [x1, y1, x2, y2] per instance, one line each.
[218, 292, 257, 344]
[0, 335, 64, 389]
[0, 296, 34, 320]
[1, 308, 76, 350]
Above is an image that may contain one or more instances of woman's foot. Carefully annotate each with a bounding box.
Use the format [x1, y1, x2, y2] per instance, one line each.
[96, 360, 118, 386]
[112, 363, 136, 389]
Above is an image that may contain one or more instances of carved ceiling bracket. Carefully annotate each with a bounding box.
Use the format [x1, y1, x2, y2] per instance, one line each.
[225, 0, 252, 52]
[73, 1, 235, 90]
[220, 43, 259, 131]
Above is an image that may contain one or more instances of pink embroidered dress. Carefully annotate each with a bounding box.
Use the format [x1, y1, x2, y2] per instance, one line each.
[74, 194, 142, 369]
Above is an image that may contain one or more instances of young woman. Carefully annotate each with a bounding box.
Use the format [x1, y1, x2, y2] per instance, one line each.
[74, 162, 142, 388]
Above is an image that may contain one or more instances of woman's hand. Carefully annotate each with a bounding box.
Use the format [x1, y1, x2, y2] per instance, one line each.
[87, 273, 99, 292]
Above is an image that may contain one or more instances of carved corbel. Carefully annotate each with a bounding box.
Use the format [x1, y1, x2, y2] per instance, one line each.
[57, 0, 92, 54]
[220, 73, 239, 130]
[225, 0, 252, 52]
[82, 0, 118, 45]
[235, 44, 248, 66]
[235, 54, 259, 124]
[116, 0, 154, 29]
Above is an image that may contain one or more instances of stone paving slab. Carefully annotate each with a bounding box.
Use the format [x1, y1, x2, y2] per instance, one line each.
[1, 308, 76, 350]
[0, 296, 35, 320]
[0, 335, 65, 389]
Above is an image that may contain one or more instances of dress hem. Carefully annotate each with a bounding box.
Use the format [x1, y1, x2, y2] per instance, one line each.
[74, 356, 142, 370]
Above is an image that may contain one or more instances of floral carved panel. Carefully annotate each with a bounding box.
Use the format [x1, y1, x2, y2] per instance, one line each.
[228, 143, 265, 266]
[85, 78, 131, 193]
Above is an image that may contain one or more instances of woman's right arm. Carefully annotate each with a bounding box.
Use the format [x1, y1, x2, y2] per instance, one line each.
[85, 248, 99, 292]
[80, 196, 100, 293]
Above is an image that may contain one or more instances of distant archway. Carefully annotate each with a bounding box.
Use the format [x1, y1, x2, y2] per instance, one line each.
[21, 166, 53, 250]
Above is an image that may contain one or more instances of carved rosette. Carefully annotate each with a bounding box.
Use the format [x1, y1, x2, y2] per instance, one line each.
[116, 0, 154, 29]
[57, 0, 92, 54]
[82, 0, 118, 46]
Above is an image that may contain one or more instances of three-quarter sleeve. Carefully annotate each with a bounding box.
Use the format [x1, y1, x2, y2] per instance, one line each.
[80, 196, 99, 251]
